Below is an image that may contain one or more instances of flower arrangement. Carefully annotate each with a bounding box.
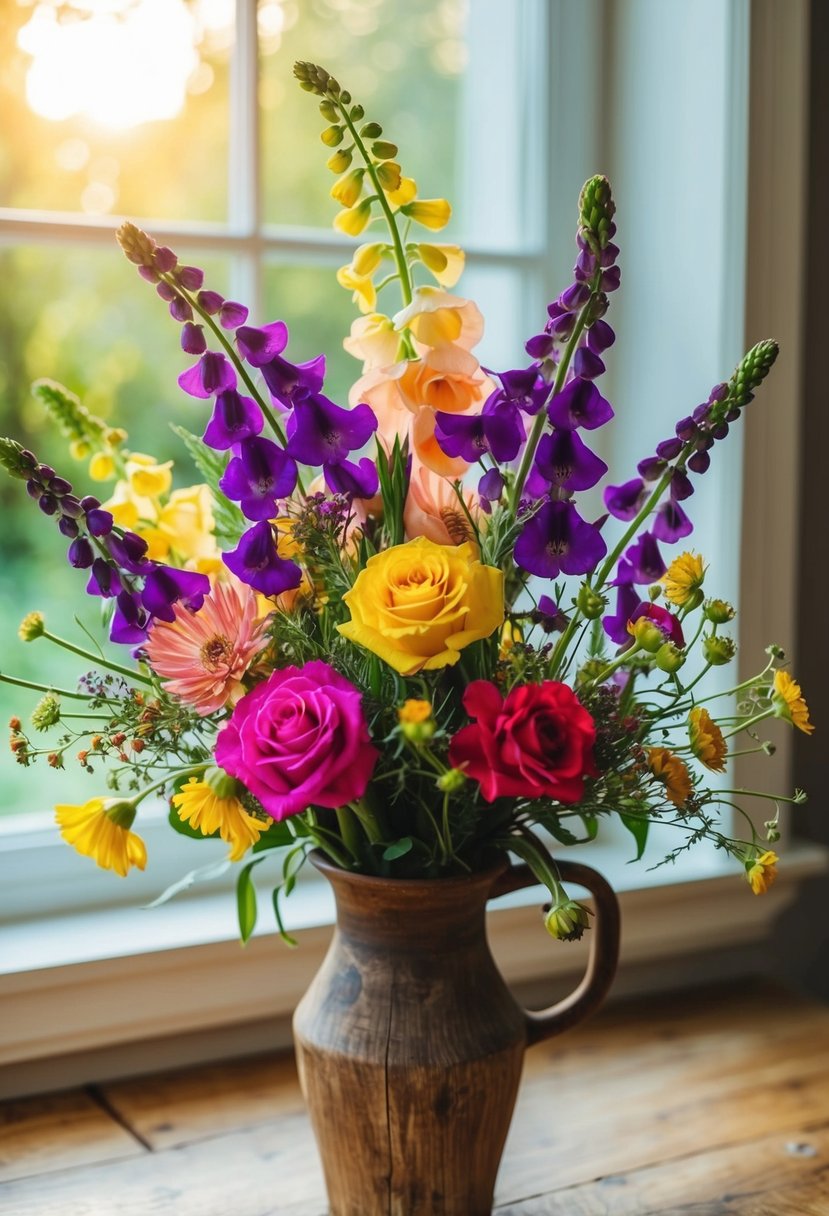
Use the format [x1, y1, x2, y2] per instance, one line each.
[1, 61, 812, 941]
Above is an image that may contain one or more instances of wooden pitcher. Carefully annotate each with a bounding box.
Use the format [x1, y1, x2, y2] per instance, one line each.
[293, 852, 621, 1216]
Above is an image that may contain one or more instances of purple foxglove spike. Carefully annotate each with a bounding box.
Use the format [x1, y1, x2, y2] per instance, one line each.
[625, 532, 666, 584]
[222, 520, 303, 597]
[181, 323, 207, 355]
[711, 421, 729, 441]
[80, 495, 100, 510]
[323, 456, 379, 499]
[574, 248, 597, 281]
[573, 346, 605, 380]
[434, 412, 486, 462]
[630, 602, 685, 648]
[58, 516, 79, 538]
[670, 469, 694, 501]
[110, 590, 150, 646]
[138, 265, 159, 284]
[549, 312, 576, 340]
[656, 436, 683, 461]
[496, 367, 549, 415]
[156, 281, 176, 302]
[611, 558, 636, 587]
[547, 300, 569, 321]
[197, 290, 224, 314]
[86, 508, 113, 537]
[601, 266, 621, 292]
[220, 301, 249, 330]
[38, 494, 58, 516]
[236, 321, 289, 367]
[141, 566, 210, 622]
[60, 495, 83, 518]
[724, 407, 740, 423]
[203, 389, 264, 450]
[653, 500, 693, 543]
[514, 500, 607, 580]
[674, 416, 697, 441]
[153, 246, 177, 273]
[637, 456, 667, 481]
[107, 531, 151, 574]
[692, 402, 711, 425]
[600, 242, 620, 267]
[68, 536, 94, 569]
[586, 319, 615, 354]
[260, 353, 326, 407]
[547, 377, 614, 431]
[178, 351, 237, 399]
[709, 382, 729, 403]
[482, 397, 526, 461]
[478, 467, 505, 507]
[534, 429, 608, 491]
[537, 594, 558, 617]
[286, 396, 377, 466]
[687, 448, 711, 475]
[603, 580, 642, 645]
[560, 282, 591, 312]
[177, 266, 204, 291]
[26, 479, 40, 500]
[524, 465, 550, 499]
[87, 557, 121, 598]
[525, 333, 554, 360]
[219, 436, 298, 521]
[169, 296, 193, 324]
[604, 477, 646, 521]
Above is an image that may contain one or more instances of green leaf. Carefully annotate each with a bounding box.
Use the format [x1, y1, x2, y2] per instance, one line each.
[170, 423, 247, 547]
[272, 886, 298, 947]
[382, 837, 413, 861]
[251, 819, 295, 852]
[620, 812, 649, 861]
[143, 859, 231, 909]
[236, 858, 265, 944]
[167, 804, 220, 841]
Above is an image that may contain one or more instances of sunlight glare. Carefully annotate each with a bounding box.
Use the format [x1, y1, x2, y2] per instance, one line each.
[18, 0, 200, 129]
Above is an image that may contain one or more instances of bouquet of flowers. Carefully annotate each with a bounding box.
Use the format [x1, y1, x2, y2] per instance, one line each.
[1, 62, 812, 943]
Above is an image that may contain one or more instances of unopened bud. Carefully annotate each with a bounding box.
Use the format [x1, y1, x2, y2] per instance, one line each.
[437, 768, 466, 794]
[205, 766, 241, 799]
[654, 642, 685, 673]
[577, 583, 606, 619]
[544, 899, 592, 942]
[703, 634, 736, 666]
[704, 598, 735, 624]
[30, 694, 61, 731]
[18, 611, 45, 641]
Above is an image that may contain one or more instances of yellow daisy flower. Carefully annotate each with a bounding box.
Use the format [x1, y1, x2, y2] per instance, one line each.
[172, 776, 264, 862]
[55, 798, 147, 877]
[688, 706, 728, 772]
[661, 551, 705, 606]
[746, 850, 778, 895]
[772, 671, 814, 734]
[647, 747, 693, 808]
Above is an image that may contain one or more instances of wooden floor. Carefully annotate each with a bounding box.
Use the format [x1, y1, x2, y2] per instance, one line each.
[2, 981, 829, 1214]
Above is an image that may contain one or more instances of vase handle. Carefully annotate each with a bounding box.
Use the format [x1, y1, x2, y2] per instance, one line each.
[489, 860, 621, 1046]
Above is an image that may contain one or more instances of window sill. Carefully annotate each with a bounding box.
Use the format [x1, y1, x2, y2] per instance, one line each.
[2, 841, 825, 1098]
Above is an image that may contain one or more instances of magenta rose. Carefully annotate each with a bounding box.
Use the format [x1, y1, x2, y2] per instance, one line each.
[214, 660, 378, 820]
[448, 679, 598, 803]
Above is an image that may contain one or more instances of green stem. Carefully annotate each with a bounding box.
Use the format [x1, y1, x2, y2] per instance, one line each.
[583, 643, 642, 691]
[41, 630, 152, 686]
[335, 806, 363, 861]
[337, 105, 413, 306]
[0, 672, 112, 701]
[132, 764, 206, 806]
[722, 708, 773, 740]
[351, 795, 389, 843]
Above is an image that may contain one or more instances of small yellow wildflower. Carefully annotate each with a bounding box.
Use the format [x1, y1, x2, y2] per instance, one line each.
[417, 244, 465, 288]
[336, 264, 376, 314]
[647, 747, 693, 808]
[499, 621, 523, 657]
[18, 611, 45, 641]
[402, 198, 452, 231]
[334, 200, 372, 236]
[172, 775, 264, 862]
[688, 706, 728, 772]
[746, 849, 778, 895]
[125, 453, 173, 500]
[88, 451, 116, 481]
[55, 798, 147, 877]
[330, 168, 365, 209]
[661, 551, 705, 607]
[772, 670, 814, 734]
[398, 699, 435, 744]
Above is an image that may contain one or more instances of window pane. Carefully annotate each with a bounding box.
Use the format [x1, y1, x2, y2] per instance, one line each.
[0, 242, 230, 815]
[0, 3, 232, 222]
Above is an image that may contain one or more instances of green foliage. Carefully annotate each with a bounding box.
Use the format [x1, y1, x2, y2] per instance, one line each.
[236, 858, 265, 944]
[31, 379, 108, 445]
[169, 424, 246, 547]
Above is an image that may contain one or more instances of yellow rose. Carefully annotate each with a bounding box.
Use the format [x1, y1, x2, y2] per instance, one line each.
[157, 484, 217, 565]
[338, 537, 504, 675]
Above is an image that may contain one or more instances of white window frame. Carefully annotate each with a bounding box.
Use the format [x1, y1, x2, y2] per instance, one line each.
[0, 0, 824, 1092]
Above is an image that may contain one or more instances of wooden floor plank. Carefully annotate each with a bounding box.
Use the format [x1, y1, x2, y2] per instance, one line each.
[494, 1119, 829, 1215]
[0, 1089, 145, 1184]
[99, 1052, 304, 1150]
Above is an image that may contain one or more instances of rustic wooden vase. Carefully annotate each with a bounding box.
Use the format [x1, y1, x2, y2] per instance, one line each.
[293, 852, 621, 1216]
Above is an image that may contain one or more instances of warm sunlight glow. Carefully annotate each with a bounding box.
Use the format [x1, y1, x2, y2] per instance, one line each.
[18, 1, 200, 129]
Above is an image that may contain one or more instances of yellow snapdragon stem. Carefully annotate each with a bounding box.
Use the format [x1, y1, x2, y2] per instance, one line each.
[335, 103, 413, 306]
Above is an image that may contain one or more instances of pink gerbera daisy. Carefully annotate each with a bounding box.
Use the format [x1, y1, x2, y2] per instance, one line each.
[144, 577, 270, 715]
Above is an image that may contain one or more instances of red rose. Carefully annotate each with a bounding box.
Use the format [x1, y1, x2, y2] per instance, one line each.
[449, 680, 598, 803]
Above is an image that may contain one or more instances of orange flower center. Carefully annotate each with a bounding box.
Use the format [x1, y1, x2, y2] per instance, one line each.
[200, 634, 233, 672]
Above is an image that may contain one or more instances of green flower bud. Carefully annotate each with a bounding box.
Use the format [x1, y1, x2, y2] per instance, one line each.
[647, 584, 662, 602]
[293, 60, 341, 98]
[729, 339, 779, 411]
[578, 174, 616, 252]
[371, 140, 398, 160]
[577, 583, 607, 619]
[629, 618, 666, 654]
[106, 800, 137, 830]
[437, 768, 466, 794]
[544, 899, 592, 942]
[0, 438, 38, 480]
[654, 642, 685, 673]
[703, 634, 737, 666]
[204, 766, 241, 800]
[320, 125, 344, 147]
[18, 611, 45, 641]
[31, 694, 60, 732]
[576, 658, 607, 687]
[319, 99, 339, 121]
[361, 121, 383, 139]
[350, 104, 365, 122]
[375, 161, 402, 191]
[704, 598, 735, 624]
